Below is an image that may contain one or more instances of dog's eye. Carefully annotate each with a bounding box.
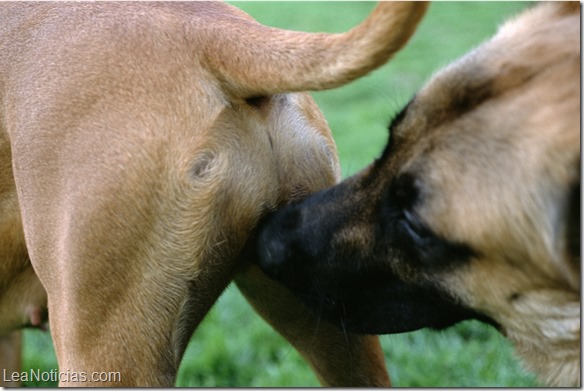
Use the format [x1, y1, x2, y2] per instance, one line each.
[381, 173, 431, 243]
[400, 209, 431, 242]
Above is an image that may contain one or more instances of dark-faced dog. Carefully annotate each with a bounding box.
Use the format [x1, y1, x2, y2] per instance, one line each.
[255, 2, 580, 387]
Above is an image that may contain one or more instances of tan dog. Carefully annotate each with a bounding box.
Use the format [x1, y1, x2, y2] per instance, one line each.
[0, 1, 428, 387]
[255, 2, 580, 387]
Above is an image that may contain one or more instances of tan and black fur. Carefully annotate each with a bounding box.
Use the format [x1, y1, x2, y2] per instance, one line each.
[256, 2, 580, 387]
[0, 2, 428, 386]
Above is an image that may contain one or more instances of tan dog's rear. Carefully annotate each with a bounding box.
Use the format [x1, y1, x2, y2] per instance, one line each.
[255, 2, 580, 386]
[0, 2, 428, 386]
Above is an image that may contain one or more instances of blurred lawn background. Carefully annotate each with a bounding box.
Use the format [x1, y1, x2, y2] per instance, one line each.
[22, 2, 540, 387]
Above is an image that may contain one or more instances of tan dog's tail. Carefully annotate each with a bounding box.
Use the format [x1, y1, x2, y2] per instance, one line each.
[206, 2, 428, 97]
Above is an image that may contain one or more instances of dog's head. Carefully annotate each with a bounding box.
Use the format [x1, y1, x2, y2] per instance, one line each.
[255, 3, 580, 386]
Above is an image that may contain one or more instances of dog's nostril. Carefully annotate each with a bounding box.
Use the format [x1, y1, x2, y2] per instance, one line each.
[256, 221, 284, 258]
[256, 235, 288, 278]
[254, 206, 307, 279]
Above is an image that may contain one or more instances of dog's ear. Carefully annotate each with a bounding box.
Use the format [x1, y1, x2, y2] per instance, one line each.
[207, 2, 428, 97]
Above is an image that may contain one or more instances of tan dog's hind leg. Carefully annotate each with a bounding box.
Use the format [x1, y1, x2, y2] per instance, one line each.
[0, 331, 22, 387]
[13, 144, 239, 386]
[28, 226, 234, 387]
[235, 266, 390, 387]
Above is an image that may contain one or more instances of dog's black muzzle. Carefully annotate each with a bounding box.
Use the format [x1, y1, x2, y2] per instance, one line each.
[250, 184, 498, 335]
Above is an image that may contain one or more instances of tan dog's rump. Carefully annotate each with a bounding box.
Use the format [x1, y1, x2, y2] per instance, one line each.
[0, 2, 427, 386]
[255, 2, 580, 387]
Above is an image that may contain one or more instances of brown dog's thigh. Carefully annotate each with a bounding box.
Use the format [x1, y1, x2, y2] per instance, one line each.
[46, 277, 184, 386]
[0, 331, 22, 387]
[20, 194, 211, 386]
[235, 265, 390, 387]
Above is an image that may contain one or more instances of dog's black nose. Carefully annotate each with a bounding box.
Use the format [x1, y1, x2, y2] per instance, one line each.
[253, 186, 344, 285]
[255, 206, 303, 280]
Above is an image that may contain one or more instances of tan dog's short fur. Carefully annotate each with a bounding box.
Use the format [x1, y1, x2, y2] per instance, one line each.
[0, 2, 428, 386]
[255, 2, 580, 387]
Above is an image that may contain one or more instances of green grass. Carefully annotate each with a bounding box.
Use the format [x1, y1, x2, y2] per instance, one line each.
[23, 287, 539, 387]
[21, 2, 540, 387]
